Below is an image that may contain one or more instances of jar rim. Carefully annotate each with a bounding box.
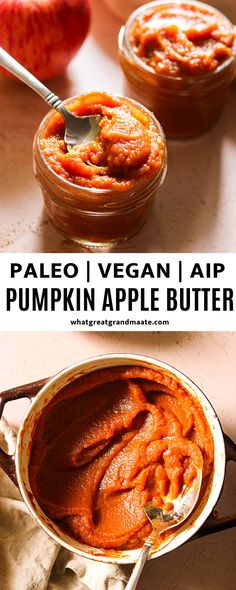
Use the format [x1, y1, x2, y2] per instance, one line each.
[35, 92, 167, 200]
[120, 0, 236, 83]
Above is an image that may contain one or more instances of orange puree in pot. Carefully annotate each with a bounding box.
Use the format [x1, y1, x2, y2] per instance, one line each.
[29, 366, 214, 550]
[129, 2, 235, 77]
[40, 93, 165, 191]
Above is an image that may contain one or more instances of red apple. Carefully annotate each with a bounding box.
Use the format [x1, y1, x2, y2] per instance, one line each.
[0, 0, 91, 80]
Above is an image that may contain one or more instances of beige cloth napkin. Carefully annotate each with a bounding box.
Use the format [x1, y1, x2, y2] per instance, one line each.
[0, 418, 129, 590]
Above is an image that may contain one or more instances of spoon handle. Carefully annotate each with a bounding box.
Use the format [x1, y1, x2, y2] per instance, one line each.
[125, 541, 152, 590]
[0, 47, 63, 110]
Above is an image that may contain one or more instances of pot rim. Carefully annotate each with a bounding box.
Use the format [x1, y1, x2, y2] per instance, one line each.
[15, 353, 226, 564]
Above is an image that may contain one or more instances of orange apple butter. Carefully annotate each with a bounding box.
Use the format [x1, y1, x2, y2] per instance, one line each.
[40, 93, 165, 191]
[29, 366, 214, 550]
[129, 2, 235, 77]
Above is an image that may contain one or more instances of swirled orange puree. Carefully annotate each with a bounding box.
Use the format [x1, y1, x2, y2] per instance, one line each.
[40, 93, 165, 191]
[29, 367, 213, 550]
[129, 2, 235, 77]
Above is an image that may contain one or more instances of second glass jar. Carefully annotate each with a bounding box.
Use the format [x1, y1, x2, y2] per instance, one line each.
[118, 0, 236, 139]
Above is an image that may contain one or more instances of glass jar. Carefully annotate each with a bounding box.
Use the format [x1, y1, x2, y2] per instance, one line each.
[118, 0, 236, 139]
[33, 94, 167, 249]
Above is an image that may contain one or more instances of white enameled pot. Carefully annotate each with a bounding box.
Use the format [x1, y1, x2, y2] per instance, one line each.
[0, 353, 235, 564]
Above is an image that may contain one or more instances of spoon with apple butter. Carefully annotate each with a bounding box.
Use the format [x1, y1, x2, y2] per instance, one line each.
[0, 47, 101, 148]
[126, 468, 202, 590]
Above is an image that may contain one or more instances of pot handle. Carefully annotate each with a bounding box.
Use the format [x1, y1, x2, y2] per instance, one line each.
[197, 432, 236, 538]
[0, 377, 50, 485]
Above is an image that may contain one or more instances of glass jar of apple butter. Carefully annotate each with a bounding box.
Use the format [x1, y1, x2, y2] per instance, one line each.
[118, 0, 236, 139]
[33, 91, 167, 249]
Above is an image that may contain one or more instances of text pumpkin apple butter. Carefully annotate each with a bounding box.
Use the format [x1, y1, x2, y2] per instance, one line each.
[29, 366, 214, 550]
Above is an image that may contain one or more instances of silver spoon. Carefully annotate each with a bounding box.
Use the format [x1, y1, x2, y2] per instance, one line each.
[0, 47, 101, 149]
[126, 468, 202, 590]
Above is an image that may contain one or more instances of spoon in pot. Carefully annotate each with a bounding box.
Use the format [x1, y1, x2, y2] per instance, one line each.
[126, 468, 202, 590]
[0, 47, 101, 149]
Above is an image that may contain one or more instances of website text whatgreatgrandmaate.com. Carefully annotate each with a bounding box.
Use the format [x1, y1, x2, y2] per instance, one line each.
[70, 319, 170, 327]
